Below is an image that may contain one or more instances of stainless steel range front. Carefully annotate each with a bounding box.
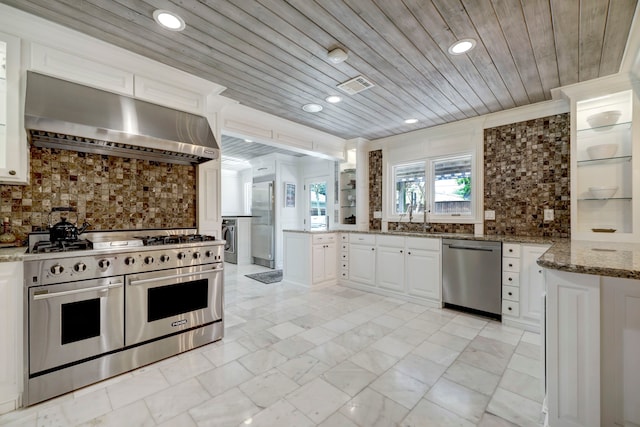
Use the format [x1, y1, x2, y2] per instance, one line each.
[23, 229, 224, 406]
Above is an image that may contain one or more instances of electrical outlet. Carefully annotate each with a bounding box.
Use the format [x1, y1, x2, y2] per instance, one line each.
[373, 211, 382, 219]
[484, 210, 495, 220]
[544, 209, 554, 221]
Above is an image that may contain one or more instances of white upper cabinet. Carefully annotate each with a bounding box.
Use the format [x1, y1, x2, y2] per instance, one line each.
[0, 31, 28, 184]
[564, 76, 640, 242]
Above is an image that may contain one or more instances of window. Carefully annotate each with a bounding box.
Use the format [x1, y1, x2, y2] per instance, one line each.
[306, 179, 328, 230]
[390, 153, 475, 221]
[432, 155, 472, 216]
[393, 162, 426, 215]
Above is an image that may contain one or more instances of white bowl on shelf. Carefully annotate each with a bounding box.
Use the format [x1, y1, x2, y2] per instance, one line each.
[588, 186, 618, 199]
[586, 110, 622, 129]
[586, 144, 618, 159]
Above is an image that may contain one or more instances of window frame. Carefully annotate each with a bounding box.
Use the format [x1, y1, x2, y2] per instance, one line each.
[386, 150, 478, 224]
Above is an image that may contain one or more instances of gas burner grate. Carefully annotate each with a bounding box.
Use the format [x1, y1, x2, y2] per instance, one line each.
[32, 239, 93, 253]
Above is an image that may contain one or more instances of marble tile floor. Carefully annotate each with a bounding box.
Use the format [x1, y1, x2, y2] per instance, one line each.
[1, 263, 545, 427]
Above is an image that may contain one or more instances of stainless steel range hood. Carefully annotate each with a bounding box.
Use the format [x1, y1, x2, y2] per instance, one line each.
[25, 71, 219, 165]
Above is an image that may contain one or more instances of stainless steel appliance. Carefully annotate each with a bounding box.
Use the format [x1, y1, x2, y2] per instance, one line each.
[23, 229, 224, 406]
[251, 176, 275, 268]
[24, 72, 219, 164]
[222, 218, 237, 264]
[442, 239, 502, 319]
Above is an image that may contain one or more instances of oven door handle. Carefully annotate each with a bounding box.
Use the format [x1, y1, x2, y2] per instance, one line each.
[128, 267, 222, 287]
[32, 282, 124, 300]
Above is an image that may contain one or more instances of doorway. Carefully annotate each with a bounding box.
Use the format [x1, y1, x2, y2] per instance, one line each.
[305, 177, 328, 231]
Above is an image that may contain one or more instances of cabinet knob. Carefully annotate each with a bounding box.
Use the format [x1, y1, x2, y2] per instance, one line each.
[509, 263, 513, 267]
[508, 277, 513, 281]
[371, 248, 375, 251]
[400, 250, 403, 253]
[538, 270, 542, 274]
[508, 307, 512, 311]
[508, 292, 513, 296]
[408, 251, 411, 255]
[8, 170, 16, 176]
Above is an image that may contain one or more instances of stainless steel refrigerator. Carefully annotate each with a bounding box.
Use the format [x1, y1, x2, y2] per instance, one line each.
[251, 177, 275, 268]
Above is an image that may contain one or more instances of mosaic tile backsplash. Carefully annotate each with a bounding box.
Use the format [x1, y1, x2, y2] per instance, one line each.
[368, 150, 383, 230]
[387, 222, 474, 234]
[0, 146, 197, 241]
[484, 113, 570, 237]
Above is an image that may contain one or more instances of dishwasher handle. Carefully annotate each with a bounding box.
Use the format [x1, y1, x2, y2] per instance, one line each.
[446, 244, 496, 252]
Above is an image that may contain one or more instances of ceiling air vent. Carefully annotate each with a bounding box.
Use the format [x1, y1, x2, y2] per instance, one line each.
[337, 75, 375, 95]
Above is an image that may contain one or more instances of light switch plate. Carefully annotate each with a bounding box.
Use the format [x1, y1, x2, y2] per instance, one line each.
[373, 211, 382, 219]
[544, 209, 554, 221]
[484, 210, 495, 220]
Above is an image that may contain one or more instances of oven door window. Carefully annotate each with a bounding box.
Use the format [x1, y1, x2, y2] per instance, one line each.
[61, 299, 101, 344]
[147, 279, 208, 322]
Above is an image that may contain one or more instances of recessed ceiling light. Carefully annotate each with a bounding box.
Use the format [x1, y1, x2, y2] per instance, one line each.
[448, 39, 476, 55]
[153, 9, 185, 31]
[325, 95, 342, 103]
[404, 118, 418, 124]
[302, 103, 323, 113]
[327, 48, 348, 64]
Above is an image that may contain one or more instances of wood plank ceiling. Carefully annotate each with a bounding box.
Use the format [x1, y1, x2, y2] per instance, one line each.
[3, 0, 638, 141]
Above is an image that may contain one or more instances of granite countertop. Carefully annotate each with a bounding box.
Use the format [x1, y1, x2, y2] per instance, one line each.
[283, 229, 559, 245]
[537, 240, 640, 280]
[0, 246, 28, 262]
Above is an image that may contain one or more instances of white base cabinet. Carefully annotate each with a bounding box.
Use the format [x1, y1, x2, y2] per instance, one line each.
[545, 269, 600, 427]
[283, 232, 336, 286]
[502, 243, 550, 332]
[0, 261, 22, 414]
[348, 234, 376, 286]
[345, 233, 441, 306]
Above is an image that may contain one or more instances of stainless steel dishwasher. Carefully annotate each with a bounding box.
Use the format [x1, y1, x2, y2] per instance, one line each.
[442, 239, 502, 319]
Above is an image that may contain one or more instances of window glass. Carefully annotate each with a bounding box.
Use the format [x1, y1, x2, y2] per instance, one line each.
[433, 155, 472, 216]
[308, 181, 327, 230]
[394, 162, 426, 215]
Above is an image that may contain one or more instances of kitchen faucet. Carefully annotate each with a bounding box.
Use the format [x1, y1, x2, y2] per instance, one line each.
[423, 209, 431, 232]
[408, 203, 414, 223]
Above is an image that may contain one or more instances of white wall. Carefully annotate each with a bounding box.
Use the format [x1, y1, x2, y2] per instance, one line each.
[221, 169, 243, 216]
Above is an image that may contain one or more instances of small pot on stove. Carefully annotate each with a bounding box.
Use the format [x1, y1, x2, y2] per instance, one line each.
[48, 207, 91, 243]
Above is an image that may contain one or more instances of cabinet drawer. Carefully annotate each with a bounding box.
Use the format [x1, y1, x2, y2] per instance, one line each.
[406, 237, 440, 251]
[503, 258, 520, 272]
[377, 235, 405, 248]
[503, 285, 520, 302]
[350, 233, 376, 245]
[502, 271, 520, 286]
[503, 243, 520, 258]
[502, 300, 520, 317]
[313, 234, 336, 244]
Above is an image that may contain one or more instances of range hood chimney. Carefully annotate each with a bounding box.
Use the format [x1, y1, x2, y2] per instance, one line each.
[25, 72, 219, 165]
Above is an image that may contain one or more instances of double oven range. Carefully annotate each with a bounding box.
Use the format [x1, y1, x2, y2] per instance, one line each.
[23, 229, 224, 406]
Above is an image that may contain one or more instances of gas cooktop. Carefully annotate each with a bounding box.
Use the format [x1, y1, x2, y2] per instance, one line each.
[28, 230, 217, 254]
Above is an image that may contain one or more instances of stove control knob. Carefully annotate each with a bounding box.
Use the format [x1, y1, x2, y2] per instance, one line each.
[205, 250, 215, 258]
[144, 256, 154, 265]
[177, 252, 186, 260]
[160, 254, 170, 263]
[73, 262, 87, 272]
[193, 252, 201, 259]
[125, 257, 136, 266]
[50, 264, 64, 275]
[98, 259, 111, 270]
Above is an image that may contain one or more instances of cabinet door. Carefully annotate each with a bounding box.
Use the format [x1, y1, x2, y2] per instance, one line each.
[349, 244, 375, 286]
[0, 31, 27, 184]
[312, 244, 326, 283]
[198, 160, 221, 237]
[0, 261, 22, 414]
[324, 242, 337, 282]
[520, 245, 549, 322]
[407, 249, 441, 301]
[376, 245, 405, 292]
[546, 269, 600, 427]
[601, 277, 640, 427]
